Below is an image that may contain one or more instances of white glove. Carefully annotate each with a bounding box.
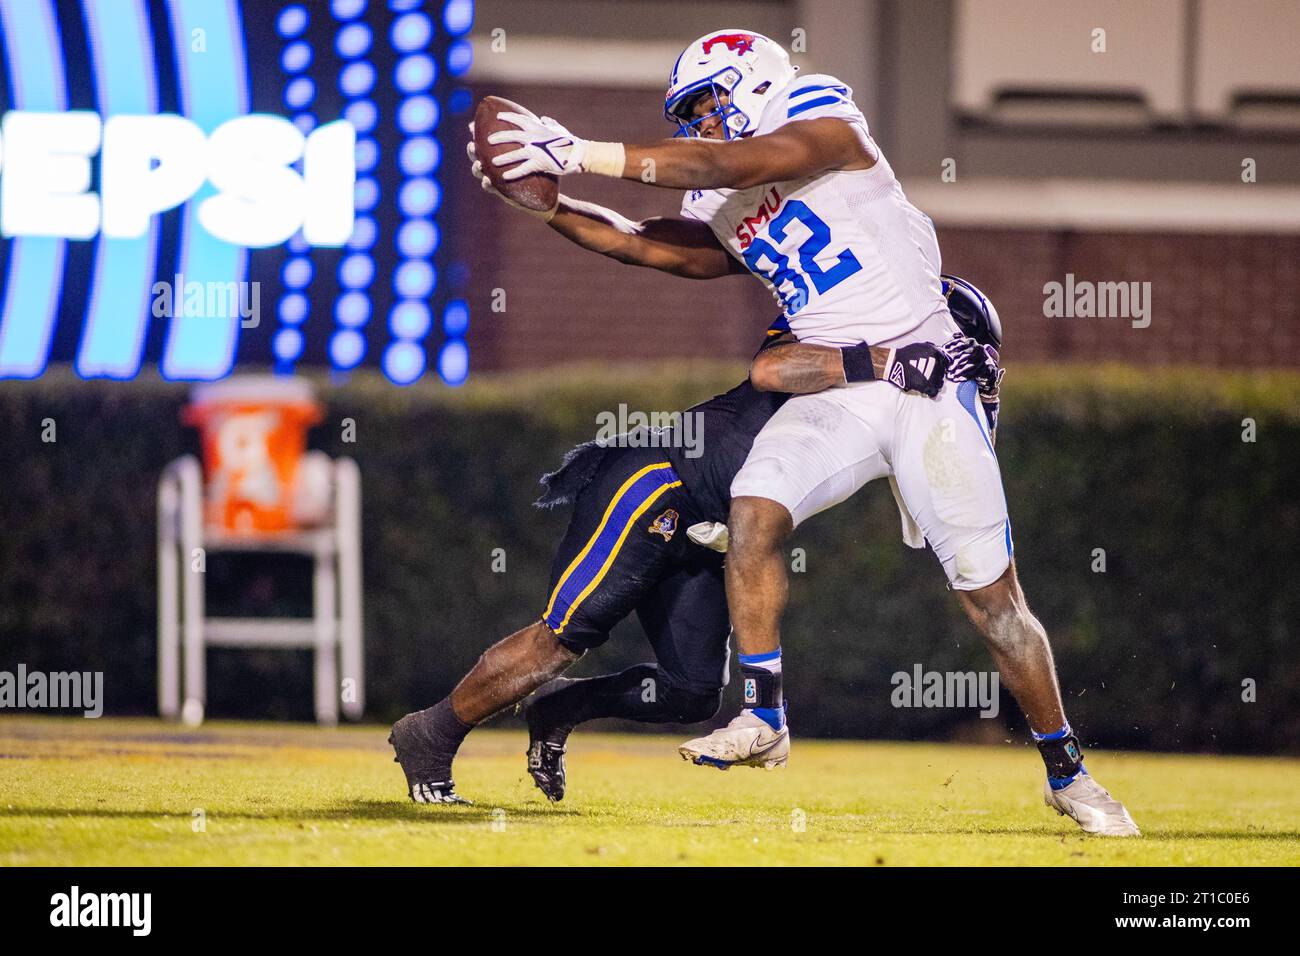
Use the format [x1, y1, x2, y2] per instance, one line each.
[482, 104, 626, 179]
[465, 126, 558, 221]
[686, 521, 730, 553]
[487, 110, 590, 179]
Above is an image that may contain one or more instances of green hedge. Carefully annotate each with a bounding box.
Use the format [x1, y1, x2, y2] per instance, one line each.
[2, 364, 1297, 754]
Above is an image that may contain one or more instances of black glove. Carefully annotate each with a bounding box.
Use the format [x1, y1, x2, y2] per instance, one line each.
[975, 344, 1005, 398]
[942, 333, 1004, 396]
[842, 341, 950, 397]
[887, 342, 950, 397]
[976, 346, 1004, 434]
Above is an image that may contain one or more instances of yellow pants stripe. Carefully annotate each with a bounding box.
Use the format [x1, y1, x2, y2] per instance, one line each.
[543, 461, 680, 634]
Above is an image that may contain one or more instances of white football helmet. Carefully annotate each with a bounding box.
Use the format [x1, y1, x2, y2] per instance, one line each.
[664, 29, 798, 139]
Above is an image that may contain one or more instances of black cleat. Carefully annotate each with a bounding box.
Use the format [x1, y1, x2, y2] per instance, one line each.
[520, 678, 578, 801]
[526, 739, 567, 802]
[388, 718, 473, 806]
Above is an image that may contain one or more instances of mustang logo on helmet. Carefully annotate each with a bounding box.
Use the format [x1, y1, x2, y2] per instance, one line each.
[664, 30, 798, 140]
[702, 33, 757, 56]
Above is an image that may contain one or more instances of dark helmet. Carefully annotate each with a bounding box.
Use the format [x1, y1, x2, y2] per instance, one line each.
[941, 274, 1002, 349]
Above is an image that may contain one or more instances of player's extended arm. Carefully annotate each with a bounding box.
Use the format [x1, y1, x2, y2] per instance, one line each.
[489, 115, 872, 191]
[614, 119, 870, 190]
[752, 335, 958, 398]
[750, 337, 866, 392]
[547, 198, 744, 279]
[468, 138, 741, 279]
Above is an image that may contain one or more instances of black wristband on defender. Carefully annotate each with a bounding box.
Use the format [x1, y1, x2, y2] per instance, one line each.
[840, 343, 876, 383]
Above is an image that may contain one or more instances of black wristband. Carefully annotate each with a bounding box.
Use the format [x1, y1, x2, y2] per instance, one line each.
[840, 343, 876, 383]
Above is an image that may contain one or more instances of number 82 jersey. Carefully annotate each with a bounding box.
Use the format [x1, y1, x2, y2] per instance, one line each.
[681, 74, 947, 348]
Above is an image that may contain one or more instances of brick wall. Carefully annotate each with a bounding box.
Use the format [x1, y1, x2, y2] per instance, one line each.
[937, 229, 1300, 368]
[458, 85, 1300, 370]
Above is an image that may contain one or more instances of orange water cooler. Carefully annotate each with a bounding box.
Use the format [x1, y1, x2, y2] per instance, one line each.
[182, 377, 325, 534]
[157, 376, 363, 726]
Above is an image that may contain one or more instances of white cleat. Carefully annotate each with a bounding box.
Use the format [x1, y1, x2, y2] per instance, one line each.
[1044, 772, 1140, 836]
[679, 709, 789, 770]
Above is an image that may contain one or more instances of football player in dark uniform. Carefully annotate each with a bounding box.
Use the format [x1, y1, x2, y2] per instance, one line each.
[389, 280, 1001, 805]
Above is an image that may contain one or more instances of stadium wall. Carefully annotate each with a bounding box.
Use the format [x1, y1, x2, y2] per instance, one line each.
[2, 366, 1297, 753]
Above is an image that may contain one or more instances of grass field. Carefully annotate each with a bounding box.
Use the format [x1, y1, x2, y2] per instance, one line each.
[2, 716, 1297, 867]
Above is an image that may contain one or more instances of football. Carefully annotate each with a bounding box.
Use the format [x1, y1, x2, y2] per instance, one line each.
[474, 95, 559, 213]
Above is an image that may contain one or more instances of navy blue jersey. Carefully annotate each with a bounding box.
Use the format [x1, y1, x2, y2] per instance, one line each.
[665, 378, 788, 524]
[538, 323, 792, 525]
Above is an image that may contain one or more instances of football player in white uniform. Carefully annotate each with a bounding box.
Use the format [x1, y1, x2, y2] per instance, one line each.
[472, 29, 1138, 836]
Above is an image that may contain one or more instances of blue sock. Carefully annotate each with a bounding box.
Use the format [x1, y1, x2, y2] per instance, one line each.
[739, 649, 783, 730]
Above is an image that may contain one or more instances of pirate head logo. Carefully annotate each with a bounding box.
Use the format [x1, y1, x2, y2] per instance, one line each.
[648, 508, 679, 541]
[702, 33, 757, 56]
